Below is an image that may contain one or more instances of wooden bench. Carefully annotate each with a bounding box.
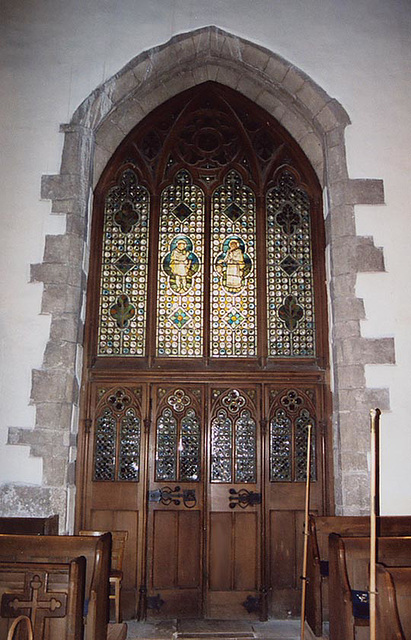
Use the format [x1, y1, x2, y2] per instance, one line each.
[0, 515, 59, 535]
[306, 515, 411, 636]
[376, 563, 411, 640]
[328, 534, 411, 640]
[0, 533, 127, 640]
[0, 557, 85, 640]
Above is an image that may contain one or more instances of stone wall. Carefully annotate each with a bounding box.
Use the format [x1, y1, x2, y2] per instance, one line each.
[7, 27, 394, 528]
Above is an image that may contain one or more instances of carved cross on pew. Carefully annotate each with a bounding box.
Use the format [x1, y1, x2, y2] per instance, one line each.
[1, 570, 67, 638]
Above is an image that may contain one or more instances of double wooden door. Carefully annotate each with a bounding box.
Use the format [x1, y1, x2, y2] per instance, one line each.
[79, 377, 326, 620]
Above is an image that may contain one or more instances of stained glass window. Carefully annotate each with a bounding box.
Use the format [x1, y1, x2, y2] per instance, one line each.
[266, 171, 315, 357]
[211, 171, 257, 357]
[269, 389, 316, 482]
[98, 169, 150, 356]
[93, 388, 141, 481]
[211, 389, 257, 483]
[155, 389, 201, 482]
[156, 170, 205, 357]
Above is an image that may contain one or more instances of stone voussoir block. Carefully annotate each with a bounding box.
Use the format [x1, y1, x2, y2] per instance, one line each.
[337, 336, 395, 366]
[31, 368, 76, 405]
[332, 296, 365, 322]
[296, 80, 330, 117]
[35, 402, 73, 431]
[339, 387, 390, 413]
[41, 284, 82, 315]
[41, 174, 82, 202]
[43, 340, 77, 371]
[355, 237, 385, 273]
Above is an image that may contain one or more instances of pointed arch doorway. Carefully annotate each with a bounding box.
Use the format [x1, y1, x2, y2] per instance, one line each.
[77, 82, 332, 620]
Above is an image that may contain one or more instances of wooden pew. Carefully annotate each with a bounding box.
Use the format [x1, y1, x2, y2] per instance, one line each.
[376, 563, 411, 640]
[0, 533, 117, 640]
[0, 515, 59, 535]
[0, 557, 85, 640]
[306, 515, 411, 636]
[328, 534, 411, 640]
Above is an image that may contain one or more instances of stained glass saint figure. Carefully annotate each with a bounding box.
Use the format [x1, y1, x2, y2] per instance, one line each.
[215, 236, 252, 294]
[163, 235, 200, 294]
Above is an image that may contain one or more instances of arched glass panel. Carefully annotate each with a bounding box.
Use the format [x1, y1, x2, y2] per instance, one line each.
[156, 170, 205, 357]
[211, 171, 257, 357]
[155, 388, 201, 481]
[269, 388, 316, 482]
[266, 171, 315, 357]
[211, 389, 257, 483]
[98, 168, 150, 356]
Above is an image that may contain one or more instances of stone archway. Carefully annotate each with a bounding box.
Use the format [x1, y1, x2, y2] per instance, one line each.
[16, 26, 393, 529]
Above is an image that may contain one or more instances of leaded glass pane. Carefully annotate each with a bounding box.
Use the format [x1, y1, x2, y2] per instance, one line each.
[295, 409, 316, 481]
[98, 169, 150, 356]
[156, 407, 177, 481]
[180, 408, 201, 481]
[235, 409, 257, 483]
[266, 171, 315, 357]
[211, 170, 257, 357]
[156, 170, 204, 357]
[211, 409, 232, 482]
[118, 408, 141, 481]
[270, 408, 292, 481]
[94, 409, 116, 480]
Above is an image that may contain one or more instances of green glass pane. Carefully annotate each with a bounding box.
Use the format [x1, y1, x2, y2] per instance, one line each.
[266, 171, 316, 357]
[211, 170, 257, 357]
[98, 169, 150, 356]
[156, 170, 204, 357]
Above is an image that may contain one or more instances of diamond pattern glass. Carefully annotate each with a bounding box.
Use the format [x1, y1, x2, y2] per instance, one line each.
[180, 408, 201, 481]
[211, 389, 257, 483]
[98, 168, 150, 355]
[211, 408, 233, 482]
[155, 407, 178, 481]
[269, 388, 316, 482]
[119, 408, 141, 481]
[266, 171, 315, 357]
[94, 409, 116, 480]
[270, 408, 292, 481]
[295, 408, 316, 481]
[211, 170, 257, 357]
[156, 170, 205, 357]
[235, 409, 257, 482]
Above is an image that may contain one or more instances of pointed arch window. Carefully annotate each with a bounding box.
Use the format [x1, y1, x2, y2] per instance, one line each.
[93, 83, 325, 367]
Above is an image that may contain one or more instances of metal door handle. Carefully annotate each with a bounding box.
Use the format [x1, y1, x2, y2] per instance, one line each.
[148, 486, 197, 508]
[228, 488, 262, 508]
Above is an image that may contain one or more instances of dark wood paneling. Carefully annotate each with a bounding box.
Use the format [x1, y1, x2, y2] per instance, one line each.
[209, 513, 232, 591]
[152, 510, 177, 589]
[234, 512, 257, 591]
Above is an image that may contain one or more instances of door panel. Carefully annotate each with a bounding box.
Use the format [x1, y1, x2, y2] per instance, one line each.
[206, 385, 262, 619]
[81, 383, 148, 619]
[80, 378, 327, 620]
[265, 384, 325, 617]
[146, 384, 204, 618]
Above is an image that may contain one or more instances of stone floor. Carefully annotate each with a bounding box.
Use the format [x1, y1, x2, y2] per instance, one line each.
[124, 618, 305, 640]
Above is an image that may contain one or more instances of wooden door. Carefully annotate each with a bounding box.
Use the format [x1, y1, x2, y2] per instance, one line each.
[265, 383, 326, 617]
[206, 385, 262, 619]
[79, 382, 148, 618]
[146, 384, 205, 618]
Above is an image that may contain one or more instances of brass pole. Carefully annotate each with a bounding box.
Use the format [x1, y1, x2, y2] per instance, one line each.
[300, 423, 312, 640]
[369, 408, 380, 640]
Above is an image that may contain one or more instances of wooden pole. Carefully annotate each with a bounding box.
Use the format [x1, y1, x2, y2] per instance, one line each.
[300, 423, 312, 640]
[369, 408, 380, 640]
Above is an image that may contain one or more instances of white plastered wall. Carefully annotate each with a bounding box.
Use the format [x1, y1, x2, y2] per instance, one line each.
[0, 0, 410, 514]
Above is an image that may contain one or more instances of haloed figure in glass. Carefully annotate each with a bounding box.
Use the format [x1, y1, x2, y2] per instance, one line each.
[163, 235, 200, 294]
[215, 236, 252, 294]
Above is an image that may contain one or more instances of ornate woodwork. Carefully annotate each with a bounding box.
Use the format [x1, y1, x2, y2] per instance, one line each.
[77, 82, 332, 621]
